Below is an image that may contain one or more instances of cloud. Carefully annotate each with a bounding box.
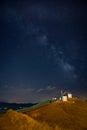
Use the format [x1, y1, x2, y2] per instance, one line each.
[0, 85, 57, 103]
[0, 86, 35, 103]
[37, 85, 56, 93]
[46, 85, 56, 90]
[37, 88, 45, 93]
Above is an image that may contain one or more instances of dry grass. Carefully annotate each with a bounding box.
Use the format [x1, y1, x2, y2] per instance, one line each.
[0, 109, 50, 130]
[24, 98, 87, 130]
[0, 109, 61, 130]
[0, 98, 87, 130]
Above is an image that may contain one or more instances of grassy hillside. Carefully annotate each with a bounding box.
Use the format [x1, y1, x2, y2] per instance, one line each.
[0, 109, 53, 130]
[0, 98, 87, 130]
[24, 98, 87, 130]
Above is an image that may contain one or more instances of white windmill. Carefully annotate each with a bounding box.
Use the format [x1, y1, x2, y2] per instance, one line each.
[60, 90, 68, 102]
[67, 92, 72, 99]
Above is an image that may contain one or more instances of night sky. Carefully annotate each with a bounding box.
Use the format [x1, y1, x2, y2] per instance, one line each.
[0, 0, 87, 103]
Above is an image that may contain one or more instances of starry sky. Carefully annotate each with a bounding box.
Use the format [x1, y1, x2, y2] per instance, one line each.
[0, 0, 87, 103]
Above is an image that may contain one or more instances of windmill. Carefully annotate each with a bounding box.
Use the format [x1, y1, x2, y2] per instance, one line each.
[61, 90, 66, 97]
[60, 90, 67, 101]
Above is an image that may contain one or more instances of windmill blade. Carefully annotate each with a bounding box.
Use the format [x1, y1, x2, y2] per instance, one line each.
[63, 91, 67, 95]
[61, 90, 63, 96]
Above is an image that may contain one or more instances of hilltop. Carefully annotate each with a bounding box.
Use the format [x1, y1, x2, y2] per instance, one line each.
[0, 98, 87, 130]
[23, 98, 87, 130]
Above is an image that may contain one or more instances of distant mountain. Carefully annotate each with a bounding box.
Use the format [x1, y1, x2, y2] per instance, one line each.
[0, 102, 36, 113]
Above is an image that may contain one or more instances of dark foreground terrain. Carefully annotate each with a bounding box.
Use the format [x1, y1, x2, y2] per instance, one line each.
[0, 98, 87, 130]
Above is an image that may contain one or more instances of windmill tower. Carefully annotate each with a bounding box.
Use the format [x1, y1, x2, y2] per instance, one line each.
[67, 92, 72, 99]
[60, 90, 68, 102]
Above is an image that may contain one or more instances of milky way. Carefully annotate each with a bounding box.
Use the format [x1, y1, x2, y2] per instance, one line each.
[0, 0, 87, 102]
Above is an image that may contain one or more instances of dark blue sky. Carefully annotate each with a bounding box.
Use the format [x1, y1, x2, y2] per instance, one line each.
[0, 0, 87, 103]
